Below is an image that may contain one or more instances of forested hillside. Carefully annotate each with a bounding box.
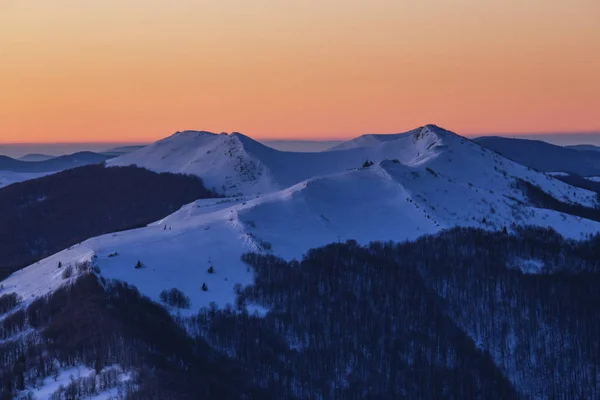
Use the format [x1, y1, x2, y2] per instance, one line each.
[2, 227, 596, 399]
[191, 227, 600, 399]
[0, 164, 218, 278]
[0, 272, 271, 400]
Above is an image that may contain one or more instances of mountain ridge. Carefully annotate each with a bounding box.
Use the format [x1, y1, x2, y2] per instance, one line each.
[109, 125, 455, 195]
[475, 136, 600, 176]
[3, 124, 600, 399]
[7, 124, 600, 313]
[0, 151, 110, 173]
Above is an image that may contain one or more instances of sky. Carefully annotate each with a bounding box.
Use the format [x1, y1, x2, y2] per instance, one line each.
[1, 0, 599, 143]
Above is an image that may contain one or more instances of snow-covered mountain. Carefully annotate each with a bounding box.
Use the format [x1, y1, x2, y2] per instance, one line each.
[108, 131, 278, 195]
[5, 125, 600, 316]
[109, 125, 469, 196]
[4, 124, 600, 399]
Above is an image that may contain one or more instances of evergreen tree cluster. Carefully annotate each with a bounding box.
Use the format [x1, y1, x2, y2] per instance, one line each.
[361, 160, 374, 168]
[159, 288, 191, 309]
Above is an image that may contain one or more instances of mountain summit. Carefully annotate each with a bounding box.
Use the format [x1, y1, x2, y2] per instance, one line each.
[109, 131, 276, 195]
[109, 125, 458, 195]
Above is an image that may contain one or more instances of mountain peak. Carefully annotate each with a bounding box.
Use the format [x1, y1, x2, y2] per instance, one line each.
[418, 124, 458, 138]
[170, 130, 219, 139]
[328, 125, 457, 154]
[422, 123, 444, 131]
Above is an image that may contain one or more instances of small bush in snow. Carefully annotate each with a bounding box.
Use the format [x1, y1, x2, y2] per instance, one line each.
[57, 261, 62, 269]
[61, 265, 74, 279]
[202, 282, 208, 292]
[134, 260, 144, 269]
[159, 288, 191, 309]
[362, 160, 374, 168]
[426, 167, 438, 177]
[257, 239, 272, 251]
[233, 283, 243, 296]
[208, 266, 215, 274]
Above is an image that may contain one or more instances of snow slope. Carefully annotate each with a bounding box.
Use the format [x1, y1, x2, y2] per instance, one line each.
[108, 131, 279, 195]
[4, 125, 600, 315]
[327, 127, 431, 151]
[18, 365, 132, 400]
[0, 170, 54, 188]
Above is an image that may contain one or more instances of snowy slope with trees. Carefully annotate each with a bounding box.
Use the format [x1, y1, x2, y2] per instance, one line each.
[5, 125, 600, 314]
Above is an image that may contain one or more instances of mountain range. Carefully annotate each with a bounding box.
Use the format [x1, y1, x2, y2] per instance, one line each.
[18, 154, 56, 162]
[7, 124, 599, 312]
[1, 124, 600, 399]
[566, 144, 600, 152]
[475, 136, 600, 176]
[0, 146, 146, 189]
[0, 152, 110, 173]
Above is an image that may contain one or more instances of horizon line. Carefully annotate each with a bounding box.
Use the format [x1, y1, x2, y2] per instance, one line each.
[1, 129, 600, 145]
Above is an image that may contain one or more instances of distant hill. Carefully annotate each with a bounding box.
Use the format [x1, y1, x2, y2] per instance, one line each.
[0, 164, 218, 277]
[18, 153, 55, 162]
[566, 144, 600, 152]
[100, 145, 146, 157]
[474, 136, 600, 176]
[0, 171, 54, 189]
[0, 151, 110, 172]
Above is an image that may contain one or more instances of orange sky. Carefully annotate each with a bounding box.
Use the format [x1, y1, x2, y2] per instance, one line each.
[1, 0, 599, 143]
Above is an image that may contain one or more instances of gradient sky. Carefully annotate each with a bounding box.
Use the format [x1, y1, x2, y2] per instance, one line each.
[1, 0, 599, 143]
